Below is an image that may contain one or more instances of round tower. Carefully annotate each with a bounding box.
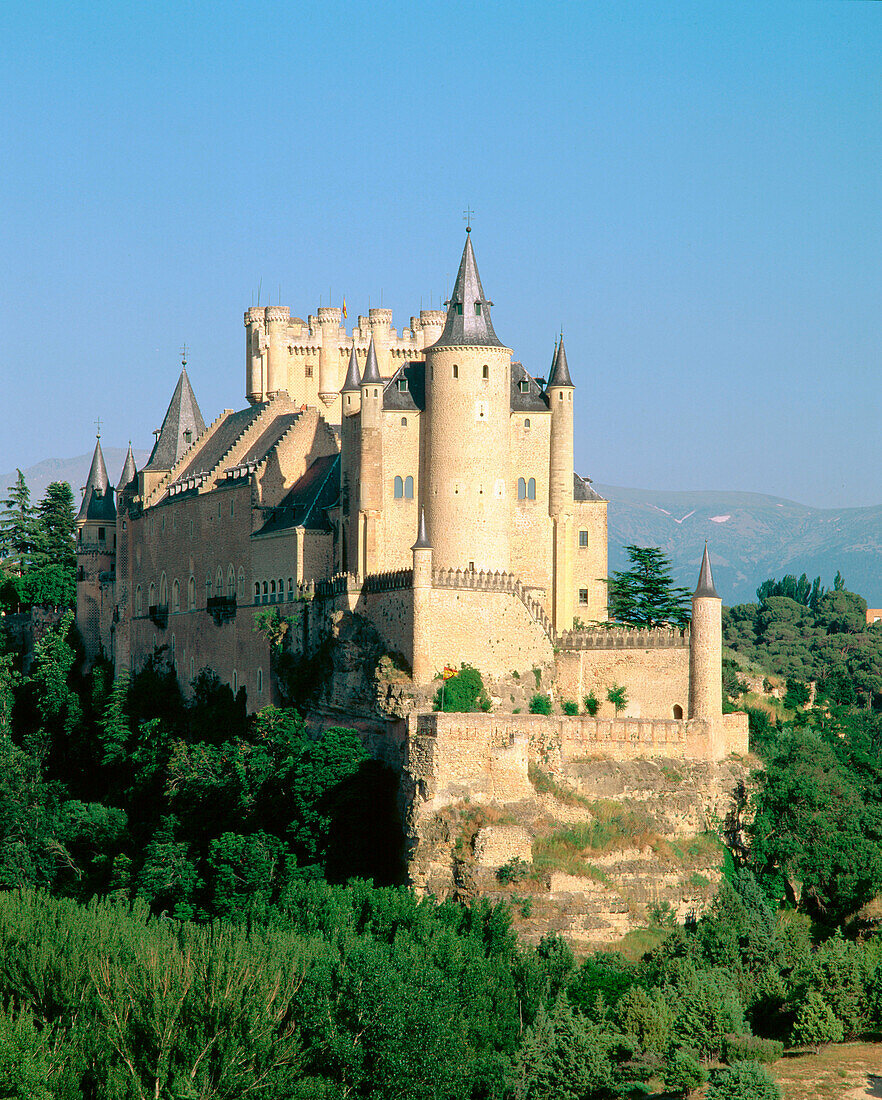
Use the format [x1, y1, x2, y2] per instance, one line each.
[689, 544, 723, 719]
[424, 233, 512, 573]
[76, 434, 117, 667]
[340, 346, 362, 574]
[418, 309, 446, 351]
[317, 306, 343, 407]
[369, 308, 393, 377]
[264, 306, 290, 397]
[358, 338, 384, 575]
[547, 337, 576, 631]
[244, 307, 266, 404]
[411, 509, 434, 684]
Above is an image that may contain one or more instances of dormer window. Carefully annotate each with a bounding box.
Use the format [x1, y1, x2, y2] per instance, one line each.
[519, 379, 530, 393]
[396, 377, 408, 392]
[455, 303, 463, 315]
[183, 430, 192, 444]
[474, 302, 482, 315]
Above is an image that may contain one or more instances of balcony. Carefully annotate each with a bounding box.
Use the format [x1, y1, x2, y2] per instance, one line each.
[148, 604, 168, 629]
[206, 596, 237, 625]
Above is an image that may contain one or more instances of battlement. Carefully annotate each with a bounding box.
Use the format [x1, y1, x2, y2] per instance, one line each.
[558, 624, 690, 650]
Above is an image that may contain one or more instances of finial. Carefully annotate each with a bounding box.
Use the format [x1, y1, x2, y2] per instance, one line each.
[95, 416, 101, 439]
[180, 343, 188, 368]
[463, 205, 474, 233]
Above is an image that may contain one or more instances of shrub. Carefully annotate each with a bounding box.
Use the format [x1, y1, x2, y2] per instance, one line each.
[791, 991, 843, 1048]
[721, 1034, 783, 1065]
[664, 1046, 707, 1098]
[583, 691, 600, 716]
[433, 665, 491, 712]
[562, 699, 579, 716]
[529, 693, 553, 716]
[607, 683, 627, 715]
[496, 857, 530, 885]
[705, 1061, 780, 1100]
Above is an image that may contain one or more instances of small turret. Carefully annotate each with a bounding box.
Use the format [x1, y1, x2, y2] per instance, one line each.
[76, 434, 116, 529]
[411, 509, 434, 684]
[547, 336, 576, 632]
[117, 442, 137, 493]
[546, 335, 574, 389]
[341, 344, 362, 416]
[140, 361, 206, 501]
[360, 337, 382, 386]
[689, 543, 722, 719]
[358, 337, 384, 574]
[76, 432, 117, 666]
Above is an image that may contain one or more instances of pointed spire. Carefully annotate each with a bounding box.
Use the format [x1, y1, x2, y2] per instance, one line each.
[361, 336, 382, 385]
[341, 345, 362, 392]
[143, 365, 206, 471]
[117, 442, 137, 492]
[411, 508, 431, 550]
[430, 234, 505, 349]
[694, 542, 719, 598]
[546, 335, 574, 388]
[77, 435, 116, 523]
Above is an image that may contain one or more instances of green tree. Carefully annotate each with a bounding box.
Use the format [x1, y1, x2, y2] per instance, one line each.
[607, 684, 628, 716]
[434, 665, 491, 712]
[791, 991, 843, 1049]
[0, 471, 38, 576]
[34, 481, 76, 569]
[508, 997, 616, 1100]
[0, 1002, 53, 1100]
[607, 545, 691, 628]
[705, 1061, 780, 1100]
[664, 1046, 707, 1099]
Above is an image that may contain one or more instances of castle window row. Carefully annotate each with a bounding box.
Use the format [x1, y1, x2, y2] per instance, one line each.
[517, 477, 537, 500]
[136, 565, 246, 616]
[254, 578, 295, 604]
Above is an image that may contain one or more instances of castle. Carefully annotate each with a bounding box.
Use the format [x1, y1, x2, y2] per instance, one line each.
[75, 232, 747, 762]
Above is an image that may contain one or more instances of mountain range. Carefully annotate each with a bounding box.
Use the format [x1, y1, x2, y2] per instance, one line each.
[3, 456, 880, 607]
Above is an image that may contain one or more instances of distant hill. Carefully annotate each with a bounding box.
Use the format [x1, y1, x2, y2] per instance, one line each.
[598, 484, 882, 608]
[1, 450, 151, 511]
[3, 457, 879, 607]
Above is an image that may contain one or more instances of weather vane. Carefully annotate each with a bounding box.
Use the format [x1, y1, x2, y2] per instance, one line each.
[95, 416, 101, 439]
[463, 206, 474, 233]
[181, 343, 189, 367]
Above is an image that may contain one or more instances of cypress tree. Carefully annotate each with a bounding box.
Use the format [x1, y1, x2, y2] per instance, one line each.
[0, 471, 38, 576]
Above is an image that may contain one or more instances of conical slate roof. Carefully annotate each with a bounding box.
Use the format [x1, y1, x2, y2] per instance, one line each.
[117, 442, 137, 492]
[547, 336, 574, 388]
[430, 233, 505, 349]
[77, 436, 116, 523]
[411, 508, 431, 550]
[360, 337, 382, 385]
[143, 367, 206, 471]
[694, 543, 719, 598]
[341, 345, 361, 392]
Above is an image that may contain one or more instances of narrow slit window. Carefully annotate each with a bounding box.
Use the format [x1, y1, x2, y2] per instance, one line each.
[452, 364, 458, 378]
[404, 476, 414, 499]
[517, 477, 526, 500]
[394, 476, 404, 499]
[482, 365, 489, 378]
[527, 478, 536, 500]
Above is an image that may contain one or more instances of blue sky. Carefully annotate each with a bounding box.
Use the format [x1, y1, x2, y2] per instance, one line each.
[2, 1, 880, 506]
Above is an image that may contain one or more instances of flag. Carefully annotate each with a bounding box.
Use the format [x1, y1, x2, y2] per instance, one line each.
[443, 666, 457, 681]
[342, 297, 347, 319]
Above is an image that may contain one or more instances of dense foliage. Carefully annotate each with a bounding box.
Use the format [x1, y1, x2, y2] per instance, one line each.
[0, 472, 76, 611]
[607, 545, 691, 629]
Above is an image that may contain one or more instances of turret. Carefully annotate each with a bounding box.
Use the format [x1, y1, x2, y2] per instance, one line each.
[689, 544, 722, 719]
[546, 337, 576, 632]
[317, 306, 343, 407]
[411, 509, 434, 684]
[369, 308, 393, 377]
[340, 346, 362, 573]
[76, 433, 117, 665]
[424, 231, 513, 572]
[117, 442, 137, 493]
[244, 307, 266, 404]
[140, 361, 206, 501]
[358, 338, 384, 574]
[417, 309, 445, 350]
[264, 306, 290, 397]
[114, 443, 138, 677]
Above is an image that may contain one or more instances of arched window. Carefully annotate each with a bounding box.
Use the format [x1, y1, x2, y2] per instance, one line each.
[262, 581, 268, 604]
[257, 668, 263, 694]
[524, 418, 531, 429]
[394, 476, 404, 499]
[527, 478, 536, 500]
[227, 565, 235, 599]
[287, 578, 294, 596]
[171, 579, 180, 612]
[206, 573, 212, 601]
[278, 579, 284, 601]
[149, 582, 156, 607]
[159, 573, 168, 606]
[254, 582, 260, 600]
[188, 576, 196, 609]
[401, 417, 407, 426]
[215, 567, 223, 596]
[270, 580, 276, 603]
[452, 364, 458, 378]
[482, 365, 489, 379]
[136, 585, 142, 615]
[232, 670, 238, 694]
[673, 705, 683, 720]
[238, 567, 245, 599]
[517, 478, 526, 500]
[404, 476, 414, 499]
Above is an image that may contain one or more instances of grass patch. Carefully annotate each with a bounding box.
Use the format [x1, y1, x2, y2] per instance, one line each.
[604, 925, 671, 962]
[652, 831, 724, 869]
[528, 763, 594, 808]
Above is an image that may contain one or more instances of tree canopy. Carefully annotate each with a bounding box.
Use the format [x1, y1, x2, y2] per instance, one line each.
[607, 545, 691, 628]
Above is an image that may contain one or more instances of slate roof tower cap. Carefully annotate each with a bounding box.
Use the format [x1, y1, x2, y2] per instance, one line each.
[360, 336, 382, 385]
[411, 508, 431, 550]
[77, 435, 116, 523]
[429, 233, 505, 349]
[546, 335, 574, 389]
[117, 442, 137, 492]
[694, 542, 719, 598]
[341, 345, 362, 392]
[143, 366, 206, 471]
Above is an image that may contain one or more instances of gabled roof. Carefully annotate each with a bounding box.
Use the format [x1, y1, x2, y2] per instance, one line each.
[341, 345, 361, 392]
[361, 337, 382, 385]
[143, 367, 206, 471]
[430, 233, 505, 349]
[574, 473, 604, 502]
[694, 543, 719, 598]
[117, 443, 137, 492]
[253, 453, 340, 535]
[547, 336, 574, 388]
[510, 362, 550, 412]
[383, 362, 426, 411]
[77, 437, 116, 523]
[171, 405, 264, 486]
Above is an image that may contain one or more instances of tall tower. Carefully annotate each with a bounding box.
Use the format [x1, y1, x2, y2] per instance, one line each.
[113, 443, 138, 676]
[340, 346, 362, 574]
[76, 433, 117, 665]
[424, 232, 513, 572]
[689, 544, 723, 719]
[547, 337, 576, 632]
[411, 509, 434, 683]
[358, 338, 384, 575]
[317, 306, 343, 409]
